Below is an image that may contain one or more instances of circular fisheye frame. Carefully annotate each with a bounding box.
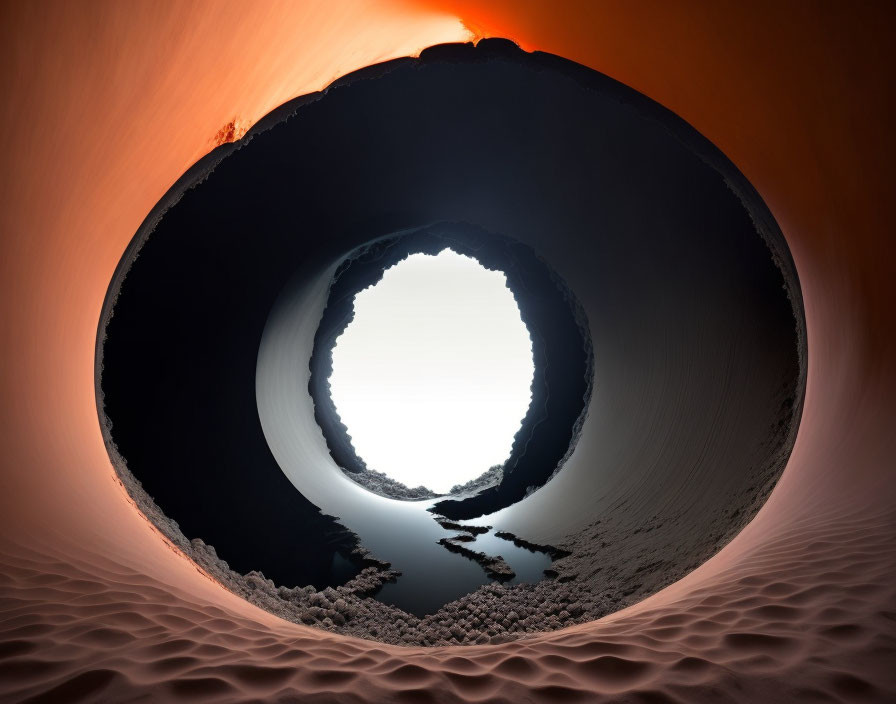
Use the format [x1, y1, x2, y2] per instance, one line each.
[98, 39, 804, 643]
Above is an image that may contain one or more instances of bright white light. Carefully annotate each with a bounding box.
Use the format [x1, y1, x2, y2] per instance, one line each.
[329, 249, 534, 494]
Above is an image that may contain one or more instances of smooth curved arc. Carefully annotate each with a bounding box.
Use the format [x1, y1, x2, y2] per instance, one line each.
[256, 262, 491, 613]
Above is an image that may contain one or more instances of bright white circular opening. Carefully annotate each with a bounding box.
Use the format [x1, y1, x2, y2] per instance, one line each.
[329, 248, 535, 494]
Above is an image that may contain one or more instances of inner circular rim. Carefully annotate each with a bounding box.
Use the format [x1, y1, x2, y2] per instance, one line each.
[308, 222, 594, 509]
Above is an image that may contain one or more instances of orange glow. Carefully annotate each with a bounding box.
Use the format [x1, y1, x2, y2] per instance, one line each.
[0, 0, 469, 553]
[418, 0, 896, 606]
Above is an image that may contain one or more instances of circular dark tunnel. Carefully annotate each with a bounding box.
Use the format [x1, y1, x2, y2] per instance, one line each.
[98, 39, 805, 644]
[307, 222, 593, 509]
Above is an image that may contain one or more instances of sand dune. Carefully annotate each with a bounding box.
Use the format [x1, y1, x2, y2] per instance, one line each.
[1, 502, 894, 702]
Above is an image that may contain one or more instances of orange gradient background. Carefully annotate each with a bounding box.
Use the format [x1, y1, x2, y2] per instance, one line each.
[1, 1, 894, 701]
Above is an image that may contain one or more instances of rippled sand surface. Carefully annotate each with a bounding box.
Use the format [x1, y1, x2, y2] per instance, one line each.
[2, 503, 894, 702]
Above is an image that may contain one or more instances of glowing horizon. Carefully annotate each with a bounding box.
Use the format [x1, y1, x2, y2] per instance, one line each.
[329, 249, 534, 493]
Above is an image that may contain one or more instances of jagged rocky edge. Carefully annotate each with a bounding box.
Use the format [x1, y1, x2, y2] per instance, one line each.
[437, 538, 515, 581]
[306, 228, 534, 504]
[308, 220, 594, 519]
[94, 37, 806, 647]
[101, 434, 600, 647]
[101, 421, 794, 647]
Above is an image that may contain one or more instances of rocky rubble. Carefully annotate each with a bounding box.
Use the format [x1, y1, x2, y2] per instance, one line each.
[344, 467, 439, 500]
[437, 537, 515, 581]
[115, 431, 784, 646]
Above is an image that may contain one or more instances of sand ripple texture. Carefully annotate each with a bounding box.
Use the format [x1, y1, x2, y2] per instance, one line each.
[2, 504, 894, 703]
